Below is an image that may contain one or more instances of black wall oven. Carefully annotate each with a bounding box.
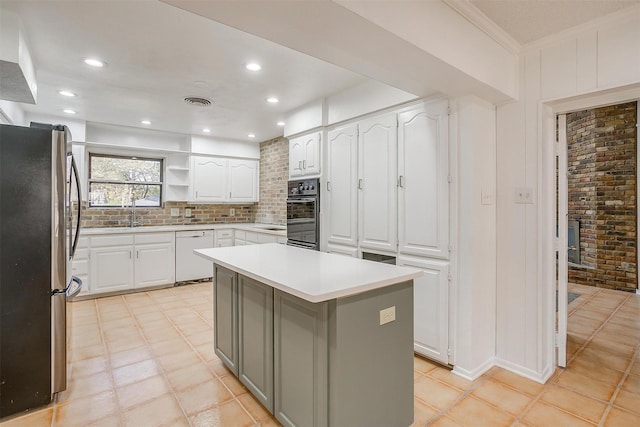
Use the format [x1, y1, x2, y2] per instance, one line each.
[287, 178, 319, 250]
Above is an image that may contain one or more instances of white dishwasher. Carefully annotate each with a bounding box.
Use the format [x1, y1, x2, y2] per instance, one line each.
[175, 230, 215, 282]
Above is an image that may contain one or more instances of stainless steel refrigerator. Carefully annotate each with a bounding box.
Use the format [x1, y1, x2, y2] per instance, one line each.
[0, 123, 82, 418]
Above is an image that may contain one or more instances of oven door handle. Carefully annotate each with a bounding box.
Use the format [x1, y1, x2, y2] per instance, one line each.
[286, 198, 316, 203]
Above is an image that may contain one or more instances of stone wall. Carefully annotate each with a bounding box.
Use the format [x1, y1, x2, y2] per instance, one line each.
[255, 136, 289, 225]
[567, 102, 637, 292]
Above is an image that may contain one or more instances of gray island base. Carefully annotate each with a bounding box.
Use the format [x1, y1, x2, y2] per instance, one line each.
[195, 244, 422, 427]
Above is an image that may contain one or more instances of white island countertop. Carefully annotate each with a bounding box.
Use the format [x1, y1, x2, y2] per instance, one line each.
[195, 243, 422, 303]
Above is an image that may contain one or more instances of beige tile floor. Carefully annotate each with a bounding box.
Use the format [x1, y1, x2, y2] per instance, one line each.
[1, 282, 639, 426]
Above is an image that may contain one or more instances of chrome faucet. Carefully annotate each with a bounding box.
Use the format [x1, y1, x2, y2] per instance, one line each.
[130, 195, 140, 227]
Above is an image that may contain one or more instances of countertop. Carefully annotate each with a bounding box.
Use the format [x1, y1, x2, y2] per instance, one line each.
[80, 223, 286, 236]
[195, 243, 423, 303]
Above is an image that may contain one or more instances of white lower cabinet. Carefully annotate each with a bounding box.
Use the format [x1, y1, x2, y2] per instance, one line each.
[84, 232, 175, 296]
[398, 255, 450, 365]
[215, 229, 234, 247]
[326, 243, 358, 258]
[90, 238, 135, 294]
[135, 233, 175, 287]
[71, 237, 90, 296]
[234, 229, 285, 246]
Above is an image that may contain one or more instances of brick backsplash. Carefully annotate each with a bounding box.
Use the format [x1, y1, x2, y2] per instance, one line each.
[567, 101, 637, 292]
[81, 201, 255, 228]
[255, 136, 289, 226]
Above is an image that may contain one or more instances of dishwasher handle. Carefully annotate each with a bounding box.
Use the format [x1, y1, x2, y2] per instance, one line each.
[176, 231, 210, 238]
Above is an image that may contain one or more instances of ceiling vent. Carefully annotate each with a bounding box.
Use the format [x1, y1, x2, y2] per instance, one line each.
[184, 96, 212, 107]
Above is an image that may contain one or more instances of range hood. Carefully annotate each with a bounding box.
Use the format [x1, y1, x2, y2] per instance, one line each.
[0, 9, 37, 104]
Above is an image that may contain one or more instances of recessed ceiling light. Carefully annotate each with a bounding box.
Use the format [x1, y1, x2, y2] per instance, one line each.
[248, 133, 256, 138]
[202, 128, 211, 133]
[267, 97, 279, 104]
[277, 121, 285, 126]
[83, 58, 105, 67]
[63, 109, 76, 114]
[59, 90, 76, 97]
[141, 120, 151, 125]
[245, 62, 261, 71]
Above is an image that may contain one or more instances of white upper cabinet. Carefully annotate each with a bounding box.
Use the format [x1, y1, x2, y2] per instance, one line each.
[229, 159, 258, 202]
[397, 100, 449, 259]
[191, 155, 258, 203]
[358, 113, 397, 253]
[289, 132, 321, 178]
[192, 156, 228, 202]
[326, 124, 358, 247]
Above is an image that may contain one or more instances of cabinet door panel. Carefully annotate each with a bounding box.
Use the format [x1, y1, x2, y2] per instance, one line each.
[303, 133, 321, 175]
[238, 276, 274, 411]
[274, 290, 328, 427]
[192, 156, 227, 202]
[214, 266, 238, 375]
[326, 124, 358, 247]
[358, 113, 397, 253]
[229, 159, 258, 202]
[398, 256, 449, 365]
[289, 137, 304, 178]
[398, 100, 449, 259]
[289, 133, 320, 178]
[90, 246, 133, 293]
[134, 243, 175, 287]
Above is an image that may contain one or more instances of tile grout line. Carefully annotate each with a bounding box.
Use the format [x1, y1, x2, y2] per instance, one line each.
[423, 368, 498, 426]
[566, 292, 632, 367]
[597, 339, 640, 426]
[151, 284, 262, 426]
[120, 290, 198, 426]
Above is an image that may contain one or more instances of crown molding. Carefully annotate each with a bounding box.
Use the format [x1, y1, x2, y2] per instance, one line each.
[442, 0, 521, 55]
[522, 3, 640, 52]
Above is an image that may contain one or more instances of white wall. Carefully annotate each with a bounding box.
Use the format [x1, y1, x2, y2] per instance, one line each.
[496, 6, 640, 382]
[452, 95, 497, 380]
[326, 80, 418, 125]
[0, 100, 25, 125]
[190, 135, 259, 159]
[85, 122, 189, 151]
[25, 112, 86, 142]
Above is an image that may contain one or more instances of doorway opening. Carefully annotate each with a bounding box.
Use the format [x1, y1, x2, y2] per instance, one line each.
[559, 101, 640, 368]
[566, 101, 638, 293]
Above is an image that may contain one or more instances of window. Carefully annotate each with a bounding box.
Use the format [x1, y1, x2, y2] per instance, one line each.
[89, 154, 163, 207]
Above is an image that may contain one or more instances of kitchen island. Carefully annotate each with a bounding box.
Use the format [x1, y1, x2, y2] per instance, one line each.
[195, 243, 422, 427]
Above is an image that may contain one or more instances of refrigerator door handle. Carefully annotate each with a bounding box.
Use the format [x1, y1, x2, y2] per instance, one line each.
[51, 276, 83, 297]
[66, 276, 83, 298]
[70, 155, 82, 259]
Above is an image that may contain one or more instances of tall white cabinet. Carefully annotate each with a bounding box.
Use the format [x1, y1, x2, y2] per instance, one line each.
[323, 99, 451, 365]
[398, 100, 450, 259]
[326, 124, 358, 249]
[358, 113, 398, 253]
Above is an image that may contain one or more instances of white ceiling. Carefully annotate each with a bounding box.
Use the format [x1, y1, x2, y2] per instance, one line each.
[1, 0, 365, 142]
[470, 0, 640, 45]
[3, 1, 639, 143]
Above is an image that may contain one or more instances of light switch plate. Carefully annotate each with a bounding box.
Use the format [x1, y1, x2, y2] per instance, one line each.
[379, 306, 396, 325]
[230, 208, 235, 216]
[514, 187, 534, 204]
[170, 208, 179, 217]
[481, 189, 494, 205]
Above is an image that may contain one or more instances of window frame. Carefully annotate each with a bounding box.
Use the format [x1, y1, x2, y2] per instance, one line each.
[88, 153, 164, 208]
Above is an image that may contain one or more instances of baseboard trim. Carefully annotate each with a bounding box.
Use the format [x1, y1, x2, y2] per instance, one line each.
[452, 357, 495, 381]
[494, 357, 552, 384]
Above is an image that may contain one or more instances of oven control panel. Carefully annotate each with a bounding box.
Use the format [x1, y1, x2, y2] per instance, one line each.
[288, 178, 319, 197]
